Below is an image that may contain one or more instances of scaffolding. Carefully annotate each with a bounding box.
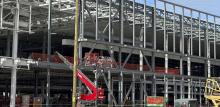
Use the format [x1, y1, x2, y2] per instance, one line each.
[0, 0, 220, 106]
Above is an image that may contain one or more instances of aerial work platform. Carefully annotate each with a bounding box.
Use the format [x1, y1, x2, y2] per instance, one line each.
[205, 78, 220, 107]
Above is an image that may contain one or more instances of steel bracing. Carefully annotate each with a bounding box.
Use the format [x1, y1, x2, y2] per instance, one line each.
[0, 0, 220, 106]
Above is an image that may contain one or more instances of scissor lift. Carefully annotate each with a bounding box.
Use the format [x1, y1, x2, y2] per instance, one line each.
[204, 78, 220, 107]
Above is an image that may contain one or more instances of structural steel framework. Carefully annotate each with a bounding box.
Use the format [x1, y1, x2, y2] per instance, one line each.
[0, 0, 220, 106]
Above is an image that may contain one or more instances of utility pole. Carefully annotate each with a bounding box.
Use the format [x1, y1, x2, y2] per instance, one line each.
[72, 0, 79, 106]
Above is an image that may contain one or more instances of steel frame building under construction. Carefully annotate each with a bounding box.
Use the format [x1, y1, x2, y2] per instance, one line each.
[0, 0, 220, 106]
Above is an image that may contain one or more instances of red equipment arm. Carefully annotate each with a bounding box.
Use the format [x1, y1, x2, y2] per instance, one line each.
[55, 52, 104, 101]
[77, 69, 104, 101]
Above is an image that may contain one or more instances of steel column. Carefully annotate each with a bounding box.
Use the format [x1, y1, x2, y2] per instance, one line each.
[46, 0, 52, 106]
[214, 17, 216, 59]
[132, 73, 135, 107]
[144, 73, 147, 105]
[153, 0, 157, 50]
[163, 2, 167, 51]
[173, 77, 177, 107]
[6, 34, 11, 57]
[139, 50, 144, 105]
[78, 0, 84, 100]
[95, 0, 98, 40]
[187, 59, 191, 98]
[10, 1, 19, 107]
[153, 74, 156, 96]
[140, 80, 144, 107]
[152, 0, 157, 76]
[181, 7, 184, 54]
[28, 5, 32, 33]
[164, 53, 168, 100]
[206, 15, 210, 59]
[180, 7, 184, 99]
[108, 70, 112, 107]
[120, 0, 124, 45]
[79, 0, 85, 63]
[109, 0, 112, 42]
[119, 48, 123, 107]
[198, 13, 201, 57]
[143, 0, 146, 48]
[173, 5, 176, 52]
[152, 1, 157, 91]
[187, 26, 191, 99]
[180, 58, 183, 98]
[206, 14, 211, 78]
[119, 0, 124, 106]
[207, 60, 211, 77]
[0, 0, 3, 28]
[132, 0, 135, 46]
[95, 72, 98, 107]
[199, 79, 202, 106]
[81, 0, 85, 39]
[119, 73, 123, 106]
[164, 2, 168, 101]
[190, 10, 193, 55]
[139, 46, 144, 106]
[34, 70, 39, 97]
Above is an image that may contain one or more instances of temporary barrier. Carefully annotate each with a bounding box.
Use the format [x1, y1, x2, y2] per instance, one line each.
[146, 96, 165, 107]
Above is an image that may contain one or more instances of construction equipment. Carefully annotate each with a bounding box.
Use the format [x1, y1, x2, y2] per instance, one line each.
[204, 78, 220, 107]
[56, 52, 105, 101]
[77, 69, 105, 101]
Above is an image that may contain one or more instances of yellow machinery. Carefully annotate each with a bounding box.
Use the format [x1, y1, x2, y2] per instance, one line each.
[204, 78, 220, 107]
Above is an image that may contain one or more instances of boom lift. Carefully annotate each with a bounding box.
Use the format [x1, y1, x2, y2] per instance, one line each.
[204, 78, 220, 107]
[56, 52, 105, 101]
